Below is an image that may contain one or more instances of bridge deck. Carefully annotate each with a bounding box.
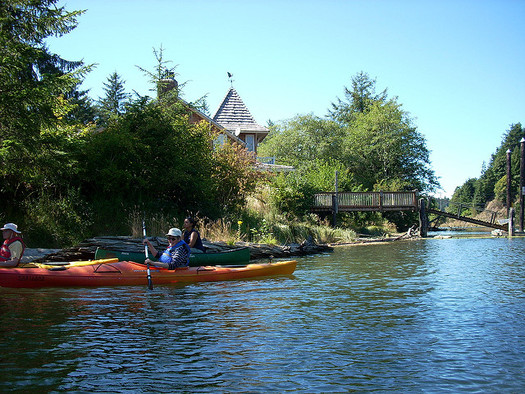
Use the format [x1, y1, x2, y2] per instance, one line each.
[312, 191, 418, 212]
[312, 191, 508, 231]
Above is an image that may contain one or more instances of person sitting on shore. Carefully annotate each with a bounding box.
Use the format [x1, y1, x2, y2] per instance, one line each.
[143, 228, 190, 269]
[0, 223, 26, 268]
[182, 217, 206, 254]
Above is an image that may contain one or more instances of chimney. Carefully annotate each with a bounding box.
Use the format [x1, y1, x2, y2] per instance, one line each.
[157, 78, 178, 99]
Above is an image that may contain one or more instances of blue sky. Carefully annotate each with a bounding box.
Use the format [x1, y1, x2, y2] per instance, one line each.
[48, 0, 525, 197]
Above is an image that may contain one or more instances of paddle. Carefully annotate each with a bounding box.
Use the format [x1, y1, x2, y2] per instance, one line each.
[143, 220, 154, 290]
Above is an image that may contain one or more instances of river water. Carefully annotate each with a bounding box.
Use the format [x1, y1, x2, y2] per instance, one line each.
[1, 236, 524, 392]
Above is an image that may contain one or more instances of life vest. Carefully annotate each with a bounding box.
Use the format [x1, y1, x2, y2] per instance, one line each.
[0, 237, 26, 263]
[159, 241, 191, 264]
[183, 229, 205, 252]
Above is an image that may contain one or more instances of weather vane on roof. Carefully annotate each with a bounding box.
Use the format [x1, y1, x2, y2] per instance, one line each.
[227, 72, 234, 87]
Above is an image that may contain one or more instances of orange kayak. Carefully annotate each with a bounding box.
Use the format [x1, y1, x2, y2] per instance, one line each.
[0, 260, 297, 288]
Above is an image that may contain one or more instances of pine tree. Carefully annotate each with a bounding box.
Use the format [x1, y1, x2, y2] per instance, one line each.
[97, 72, 130, 125]
[0, 0, 88, 205]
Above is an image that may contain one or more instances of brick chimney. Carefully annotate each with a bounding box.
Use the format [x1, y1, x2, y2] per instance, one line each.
[157, 78, 178, 99]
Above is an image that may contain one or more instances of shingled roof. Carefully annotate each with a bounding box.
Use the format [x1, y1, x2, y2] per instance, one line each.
[212, 88, 269, 135]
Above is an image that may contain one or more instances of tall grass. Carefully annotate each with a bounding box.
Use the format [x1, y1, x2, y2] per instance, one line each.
[129, 210, 181, 238]
[21, 185, 360, 248]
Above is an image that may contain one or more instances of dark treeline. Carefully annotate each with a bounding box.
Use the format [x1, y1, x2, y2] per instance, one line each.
[449, 123, 525, 215]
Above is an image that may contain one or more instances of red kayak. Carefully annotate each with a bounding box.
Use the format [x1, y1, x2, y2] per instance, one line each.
[0, 260, 297, 288]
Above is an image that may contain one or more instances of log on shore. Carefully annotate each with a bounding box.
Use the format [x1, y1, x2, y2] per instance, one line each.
[33, 236, 333, 263]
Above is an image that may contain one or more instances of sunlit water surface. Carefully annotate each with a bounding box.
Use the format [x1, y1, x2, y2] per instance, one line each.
[1, 237, 524, 392]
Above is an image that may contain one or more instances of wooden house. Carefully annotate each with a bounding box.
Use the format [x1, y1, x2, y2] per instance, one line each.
[160, 78, 293, 172]
[212, 88, 269, 154]
[158, 78, 244, 146]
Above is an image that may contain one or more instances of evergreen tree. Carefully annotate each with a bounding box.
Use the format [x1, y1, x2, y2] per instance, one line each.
[449, 178, 477, 215]
[329, 71, 388, 123]
[0, 0, 89, 206]
[97, 71, 130, 125]
[260, 72, 438, 194]
[65, 84, 97, 125]
[453, 123, 524, 208]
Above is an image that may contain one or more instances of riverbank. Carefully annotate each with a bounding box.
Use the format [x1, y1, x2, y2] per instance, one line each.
[24, 236, 335, 263]
[22, 230, 426, 264]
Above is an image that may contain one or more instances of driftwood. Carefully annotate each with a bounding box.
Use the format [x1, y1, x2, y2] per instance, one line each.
[34, 236, 333, 263]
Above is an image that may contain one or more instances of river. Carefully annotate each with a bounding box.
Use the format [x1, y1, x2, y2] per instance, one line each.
[1, 235, 524, 392]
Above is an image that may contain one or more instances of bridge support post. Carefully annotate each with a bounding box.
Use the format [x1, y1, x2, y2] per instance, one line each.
[419, 198, 428, 237]
[519, 138, 525, 232]
[509, 208, 515, 237]
[507, 149, 512, 216]
[331, 194, 338, 228]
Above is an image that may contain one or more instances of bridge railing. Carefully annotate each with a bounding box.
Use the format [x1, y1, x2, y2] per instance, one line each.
[312, 191, 418, 212]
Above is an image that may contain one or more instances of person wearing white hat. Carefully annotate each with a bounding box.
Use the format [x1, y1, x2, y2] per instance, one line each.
[143, 227, 191, 269]
[0, 223, 26, 267]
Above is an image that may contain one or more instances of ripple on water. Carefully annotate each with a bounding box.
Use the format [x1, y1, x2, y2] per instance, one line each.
[1, 238, 525, 392]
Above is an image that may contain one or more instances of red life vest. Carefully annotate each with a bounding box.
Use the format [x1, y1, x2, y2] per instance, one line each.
[0, 236, 26, 264]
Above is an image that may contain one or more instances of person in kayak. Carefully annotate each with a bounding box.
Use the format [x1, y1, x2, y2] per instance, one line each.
[182, 216, 206, 253]
[0, 223, 26, 267]
[143, 228, 190, 269]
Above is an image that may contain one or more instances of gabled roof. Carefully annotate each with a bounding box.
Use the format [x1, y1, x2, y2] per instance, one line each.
[180, 97, 244, 144]
[212, 88, 269, 135]
[156, 78, 245, 145]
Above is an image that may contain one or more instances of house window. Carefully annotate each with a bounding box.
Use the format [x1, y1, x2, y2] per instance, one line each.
[246, 135, 255, 152]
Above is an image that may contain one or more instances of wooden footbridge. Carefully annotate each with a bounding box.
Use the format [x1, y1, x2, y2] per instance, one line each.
[312, 191, 419, 213]
[311, 191, 508, 234]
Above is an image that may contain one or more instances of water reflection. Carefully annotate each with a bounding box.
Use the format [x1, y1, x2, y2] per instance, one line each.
[1, 237, 524, 392]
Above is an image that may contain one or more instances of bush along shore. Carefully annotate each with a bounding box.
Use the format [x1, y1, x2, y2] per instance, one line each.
[26, 236, 334, 264]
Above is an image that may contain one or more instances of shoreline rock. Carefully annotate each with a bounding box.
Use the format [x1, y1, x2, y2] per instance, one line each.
[27, 236, 334, 263]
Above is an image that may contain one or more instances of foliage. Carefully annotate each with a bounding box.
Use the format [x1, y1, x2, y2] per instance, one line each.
[448, 178, 477, 216]
[80, 98, 214, 206]
[268, 172, 317, 219]
[97, 71, 131, 125]
[258, 115, 344, 166]
[343, 99, 437, 192]
[78, 91, 262, 229]
[329, 70, 388, 122]
[23, 188, 93, 247]
[259, 72, 438, 231]
[210, 142, 265, 215]
[451, 123, 524, 209]
[259, 73, 438, 195]
[189, 210, 357, 245]
[298, 158, 355, 191]
[137, 45, 184, 101]
[494, 175, 507, 203]
[0, 0, 89, 139]
[0, 0, 93, 240]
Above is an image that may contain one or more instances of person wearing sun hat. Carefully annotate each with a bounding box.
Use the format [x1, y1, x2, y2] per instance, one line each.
[143, 227, 191, 269]
[0, 223, 26, 267]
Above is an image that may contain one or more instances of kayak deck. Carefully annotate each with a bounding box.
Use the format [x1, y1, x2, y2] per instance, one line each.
[0, 260, 297, 288]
